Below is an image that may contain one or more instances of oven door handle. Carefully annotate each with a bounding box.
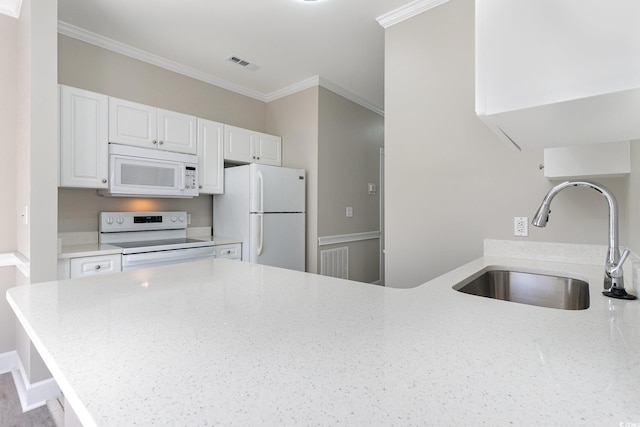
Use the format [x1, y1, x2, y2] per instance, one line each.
[121, 246, 215, 269]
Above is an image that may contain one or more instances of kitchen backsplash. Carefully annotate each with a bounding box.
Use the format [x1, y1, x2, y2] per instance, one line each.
[58, 188, 213, 233]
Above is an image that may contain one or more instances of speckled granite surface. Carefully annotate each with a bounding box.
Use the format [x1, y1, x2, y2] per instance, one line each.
[7, 242, 640, 426]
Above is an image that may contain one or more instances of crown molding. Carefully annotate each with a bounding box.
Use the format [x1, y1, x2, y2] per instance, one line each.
[57, 20, 267, 102]
[318, 77, 385, 116]
[267, 76, 384, 116]
[58, 20, 384, 116]
[376, 0, 449, 28]
[265, 76, 320, 102]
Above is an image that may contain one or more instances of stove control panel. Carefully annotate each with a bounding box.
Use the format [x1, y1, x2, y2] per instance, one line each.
[100, 211, 187, 232]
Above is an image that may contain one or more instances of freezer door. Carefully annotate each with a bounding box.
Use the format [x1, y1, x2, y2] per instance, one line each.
[249, 213, 305, 271]
[250, 164, 305, 213]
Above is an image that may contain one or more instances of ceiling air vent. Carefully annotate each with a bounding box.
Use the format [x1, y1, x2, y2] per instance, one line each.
[227, 56, 260, 71]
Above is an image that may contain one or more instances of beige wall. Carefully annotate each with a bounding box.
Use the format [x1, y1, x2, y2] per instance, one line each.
[317, 88, 383, 283]
[58, 189, 213, 232]
[626, 142, 640, 254]
[318, 88, 383, 235]
[0, 15, 17, 253]
[384, 0, 630, 288]
[14, 0, 57, 383]
[266, 87, 320, 273]
[0, 15, 17, 356]
[266, 87, 383, 282]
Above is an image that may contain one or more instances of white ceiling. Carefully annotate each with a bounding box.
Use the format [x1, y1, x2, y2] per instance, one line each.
[57, 0, 433, 114]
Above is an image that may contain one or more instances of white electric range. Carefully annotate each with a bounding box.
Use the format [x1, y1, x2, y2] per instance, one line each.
[99, 211, 215, 271]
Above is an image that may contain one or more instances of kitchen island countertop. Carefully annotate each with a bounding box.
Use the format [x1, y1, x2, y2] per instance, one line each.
[7, 243, 640, 426]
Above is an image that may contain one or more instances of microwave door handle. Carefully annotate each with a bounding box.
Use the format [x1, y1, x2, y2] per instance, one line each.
[180, 164, 186, 191]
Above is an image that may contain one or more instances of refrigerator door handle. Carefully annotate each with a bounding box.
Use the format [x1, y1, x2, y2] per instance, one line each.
[257, 213, 264, 255]
[257, 170, 264, 213]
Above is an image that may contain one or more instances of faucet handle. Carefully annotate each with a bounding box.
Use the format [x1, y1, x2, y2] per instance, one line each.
[608, 249, 631, 278]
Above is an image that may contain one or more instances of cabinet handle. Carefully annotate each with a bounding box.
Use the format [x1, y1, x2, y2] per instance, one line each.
[95, 265, 101, 270]
[159, 140, 164, 145]
[102, 178, 107, 183]
[152, 140, 157, 144]
[256, 157, 260, 160]
[199, 185, 202, 189]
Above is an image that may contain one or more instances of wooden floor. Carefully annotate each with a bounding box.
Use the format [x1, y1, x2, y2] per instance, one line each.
[0, 372, 56, 427]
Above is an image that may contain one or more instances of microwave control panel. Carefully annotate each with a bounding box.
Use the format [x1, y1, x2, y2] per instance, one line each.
[185, 166, 197, 190]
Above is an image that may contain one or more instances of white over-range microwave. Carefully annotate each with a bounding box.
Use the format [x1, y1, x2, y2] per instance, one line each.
[99, 144, 199, 198]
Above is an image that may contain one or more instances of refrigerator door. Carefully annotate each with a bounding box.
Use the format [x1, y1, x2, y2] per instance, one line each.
[249, 213, 305, 271]
[250, 164, 305, 213]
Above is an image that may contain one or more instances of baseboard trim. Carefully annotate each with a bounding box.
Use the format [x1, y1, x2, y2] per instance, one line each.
[0, 350, 17, 374]
[10, 353, 61, 412]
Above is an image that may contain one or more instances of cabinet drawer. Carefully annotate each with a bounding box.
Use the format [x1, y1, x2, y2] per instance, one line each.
[69, 254, 122, 279]
[215, 244, 241, 260]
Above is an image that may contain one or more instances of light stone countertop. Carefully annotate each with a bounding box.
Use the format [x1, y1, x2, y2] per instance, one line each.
[57, 243, 123, 258]
[7, 241, 640, 426]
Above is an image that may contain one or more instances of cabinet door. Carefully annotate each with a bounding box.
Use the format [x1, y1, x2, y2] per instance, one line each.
[158, 108, 197, 154]
[60, 85, 109, 189]
[108, 97, 158, 148]
[224, 125, 255, 163]
[255, 132, 282, 166]
[197, 118, 224, 194]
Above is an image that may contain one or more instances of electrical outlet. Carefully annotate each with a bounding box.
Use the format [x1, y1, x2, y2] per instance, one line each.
[346, 207, 353, 218]
[514, 217, 528, 237]
[187, 213, 192, 225]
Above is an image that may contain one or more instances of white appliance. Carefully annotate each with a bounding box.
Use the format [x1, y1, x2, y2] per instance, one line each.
[214, 164, 305, 271]
[99, 144, 199, 198]
[99, 211, 215, 271]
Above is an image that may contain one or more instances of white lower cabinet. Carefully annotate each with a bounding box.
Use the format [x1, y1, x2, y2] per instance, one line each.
[214, 243, 242, 260]
[58, 254, 122, 280]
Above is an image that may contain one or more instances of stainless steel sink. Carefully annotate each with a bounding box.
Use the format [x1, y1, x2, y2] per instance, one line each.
[453, 270, 590, 310]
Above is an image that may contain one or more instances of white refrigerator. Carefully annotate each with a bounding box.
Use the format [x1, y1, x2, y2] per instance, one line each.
[213, 164, 306, 271]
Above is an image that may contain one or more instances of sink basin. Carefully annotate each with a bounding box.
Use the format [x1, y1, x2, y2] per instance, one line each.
[453, 269, 590, 310]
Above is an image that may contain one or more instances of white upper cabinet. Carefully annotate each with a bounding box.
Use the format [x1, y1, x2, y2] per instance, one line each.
[59, 85, 109, 189]
[543, 141, 631, 180]
[158, 109, 198, 154]
[224, 125, 282, 166]
[197, 118, 224, 194]
[476, 0, 640, 150]
[224, 125, 254, 163]
[109, 97, 196, 154]
[255, 132, 282, 166]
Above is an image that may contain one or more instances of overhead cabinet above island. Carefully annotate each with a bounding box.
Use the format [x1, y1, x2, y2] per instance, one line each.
[475, 0, 640, 150]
